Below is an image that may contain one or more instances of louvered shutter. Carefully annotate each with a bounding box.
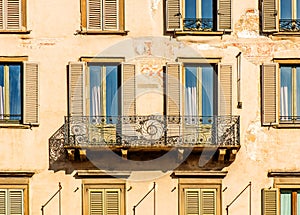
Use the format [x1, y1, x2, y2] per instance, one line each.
[262, 64, 278, 125]
[217, 0, 232, 31]
[87, 0, 102, 30]
[0, 0, 3, 30]
[262, 188, 278, 215]
[0, 190, 6, 215]
[103, 0, 118, 30]
[201, 189, 216, 215]
[6, 0, 21, 30]
[219, 64, 232, 115]
[122, 63, 136, 116]
[166, 0, 182, 31]
[8, 190, 23, 215]
[23, 62, 39, 125]
[105, 189, 120, 215]
[90, 190, 104, 215]
[69, 62, 86, 116]
[262, 0, 278, 32]
[166, 63, 181, 117]
[185, 189, 200, 215]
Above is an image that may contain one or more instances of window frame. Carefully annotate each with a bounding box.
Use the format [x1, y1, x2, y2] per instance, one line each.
[80, 0, 126, 34]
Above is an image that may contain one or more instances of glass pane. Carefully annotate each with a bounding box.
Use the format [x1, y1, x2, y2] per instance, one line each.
[202, 0, 213, 18]
[297, 67, 300, 120]
[0, 65, 4, 119]
[297, 0, 300, 18]
[297, 191, 300, 215]
[280, 66, 292, 120]
[280, 191, 292, 215]
[106, 65, 118, 117]
[9, 65, 21, 120]
[185, 67, 198, 117]
[280, 0, 292, 19]
[90, 65, 102, 116]
[202, 66, 213, 117]
[185, 0, 196, 18]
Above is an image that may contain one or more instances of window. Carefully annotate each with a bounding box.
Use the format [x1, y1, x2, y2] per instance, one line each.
[0, 0, 27, 32]
[0, 188, 25, 215]
[262, 63, 300, 126]
[82, 181, 125, 215]
[80, 0, 125, 33]
[0, 60, 39, 125]
[166, 0, 231, 33]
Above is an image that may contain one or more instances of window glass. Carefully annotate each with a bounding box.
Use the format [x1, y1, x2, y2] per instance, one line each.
[297, 0, 300, 18]
[281, 0, 292, 19]
[185, 0, 196, 18]
[280, 66, 292, 120]
[296, 67, 300, 119]
[202, 0, 213, 19]
[280, 190, 292, 215]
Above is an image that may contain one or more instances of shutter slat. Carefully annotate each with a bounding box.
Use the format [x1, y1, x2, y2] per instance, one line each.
[103, 0, 118, 30]
[0, 190, 6, 215]
[219, 64, 232, 115]
[262, 189, 278, 215]
[262, 0, 278, 32]
[122, 64, 136, 116]
[166, 0, 181, 31]
[69, 62, 85, 116]
[105, 190, 120, 215]
[23, 62, 39, 125]
[8, 190, 23, 215]
[6, 0, 21, 30]
[87, 0, 102, 30]
[185, 189, 200, 215]
[217, 0, 231, 31]
[262, 64, 278, 125]
[90, 190, 104, 215]
[166, 63, 181, 116]
[0, 0, 3, 29]
[201, 189, 216, 215]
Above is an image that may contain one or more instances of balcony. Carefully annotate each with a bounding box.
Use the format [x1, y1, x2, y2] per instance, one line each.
[280, 19, 300, 32]
[183, 18, 214, 32]
[49, 115, 240, 172]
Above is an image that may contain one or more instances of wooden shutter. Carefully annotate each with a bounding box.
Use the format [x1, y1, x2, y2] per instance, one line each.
[217, 0, 231, 31]
[262, 64, 278, 125]
[23, 62, 39, 125]
[6, 0, 21, 30]
[89, 190, 104, 215]
[105, 189, 120, 215]
[201, 189, 216, 215]
[185, 189, 200, 215]
[262, 188, 278, 215]
[69, 62, 86, 116]
[0, 190, 6, 215]
[0, 0, 3, 29]
[87, 0, 102, 30]
[122, 63, 136, 116]
[103, 0, 118, 30]
[8, 190, 23, 215]
[166, 0, 182, 31]
[166, 63, 181, 117]
[219, 64, 232, 115]
[262, 0, 278, 32]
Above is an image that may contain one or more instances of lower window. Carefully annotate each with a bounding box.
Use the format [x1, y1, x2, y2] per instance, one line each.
[280, 189, 300, 215]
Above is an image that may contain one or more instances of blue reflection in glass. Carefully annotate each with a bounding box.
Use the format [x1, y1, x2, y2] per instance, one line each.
[280, 66, 292, 120]
[9, 65, 21, 120]
[281, 0, 292, 19]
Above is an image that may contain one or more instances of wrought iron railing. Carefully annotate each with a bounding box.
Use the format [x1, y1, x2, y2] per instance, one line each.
[62, 115, 239, 147]
[279, 116, 300, 123]
[279, 19, 300, 32]
[183, 18, 213, 31]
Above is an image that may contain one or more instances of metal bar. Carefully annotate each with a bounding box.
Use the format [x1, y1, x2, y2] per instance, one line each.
[41, 183, 62, 215]
[133, 182, 156, 215]
[226, 182, 251, 215]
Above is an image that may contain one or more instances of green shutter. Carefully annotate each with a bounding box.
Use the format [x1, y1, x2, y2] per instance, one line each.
[201, 189, 216, 215]
[219, 64, 232, 115]
[68, 62, 86, 116]
[185, 189, 200, 215]
[87, 0, 102, 30]
[6, 0, 21, 30]
[122, 63, 136, 116]
[166, 0, 181, 31]
[23, 62, 39, 125]
[262, 188, 278, 215]
[217, 0, 232, 31]
[8, 190, 23, 215]
[90, 190, 104, 215]
[0, 190, 6, 215]
[103, 0, 118, 30]
[261, 64, 278, 125]
[105, 189, 120, 215]
[262, 0, 278, 32]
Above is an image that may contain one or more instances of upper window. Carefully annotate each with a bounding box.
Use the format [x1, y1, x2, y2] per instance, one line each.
[0, 0, 27, 32]
[0, 60, 39, 126]
[80, 0, 125, 33]
[262, 63, 300, 126]
[166, 0, 231, 33]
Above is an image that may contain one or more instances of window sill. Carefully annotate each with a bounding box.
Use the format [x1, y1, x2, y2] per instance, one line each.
[271, 32, 300, 36]
[172, 31, 226, 36]
[0, 30, 31, 34]
[75, 30, 129, 35]
[0, 124, 34, 129]
[275, 123, 300, 128]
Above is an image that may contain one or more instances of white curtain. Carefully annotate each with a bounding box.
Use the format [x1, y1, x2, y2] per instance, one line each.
[0, 86, 3, 119]
[280, 192, 291, 215]
[280, 86, 289, 120]
[185, 86, 197, 123]
[91, 86, 101, 116]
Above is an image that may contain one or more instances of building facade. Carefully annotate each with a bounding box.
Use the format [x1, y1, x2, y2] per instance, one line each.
[0, 0, 299, 214]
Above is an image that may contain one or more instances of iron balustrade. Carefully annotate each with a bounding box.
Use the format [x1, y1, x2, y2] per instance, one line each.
[63, 115, 239, 147]
[280, 19, 300, 31]
[279, 115, 300, 123]
[183, 18, 214, 31]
